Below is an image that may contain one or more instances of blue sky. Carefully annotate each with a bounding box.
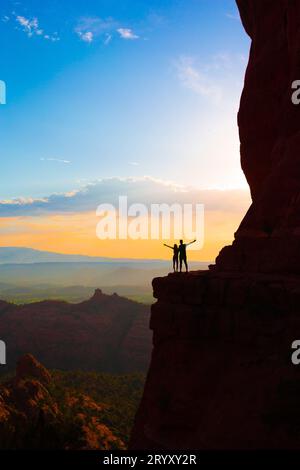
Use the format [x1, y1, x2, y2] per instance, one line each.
[0, 0, 250, 201]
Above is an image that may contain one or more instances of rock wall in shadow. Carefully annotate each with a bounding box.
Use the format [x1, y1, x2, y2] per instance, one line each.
[130, 1, 300, 449]
[217, 0, 300, 273]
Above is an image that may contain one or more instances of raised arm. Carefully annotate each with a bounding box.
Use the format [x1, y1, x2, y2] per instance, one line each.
[187, 239, 196, 246]
[163, 244, 173, 250]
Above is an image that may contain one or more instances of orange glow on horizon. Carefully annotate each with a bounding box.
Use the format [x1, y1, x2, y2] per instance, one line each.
[0, 207, 247, 263]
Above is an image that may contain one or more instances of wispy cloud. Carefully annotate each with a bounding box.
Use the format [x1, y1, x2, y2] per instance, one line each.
[16, 15, 39, 36]
[15, 14, 60, 41]
[225, 12, 240, 21]
[104, 33, 112, 45]
[175, 56, 222, 104]
[175, 53, 246, 105]
[40, 158, 71, 164]
[128, 162, 139, 166]
[5, 12, 141, 45]
[117, 28, 139, 40]
[75, 17, 139, 44]
[75, 16, 115, 43]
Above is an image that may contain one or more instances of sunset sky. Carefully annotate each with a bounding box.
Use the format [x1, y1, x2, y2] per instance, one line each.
[0, 0, 251, 261]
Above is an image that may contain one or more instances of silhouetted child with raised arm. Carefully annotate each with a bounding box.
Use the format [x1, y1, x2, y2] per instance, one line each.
[163, 243, 179, 272]
[178, 239, 196, 273]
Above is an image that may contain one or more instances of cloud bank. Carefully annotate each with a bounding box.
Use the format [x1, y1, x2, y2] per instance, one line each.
[0, 177, 251, 217]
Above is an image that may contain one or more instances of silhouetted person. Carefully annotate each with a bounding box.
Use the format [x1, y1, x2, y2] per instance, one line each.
[179, 239, 196, 272]
[164, 243, 179, 272]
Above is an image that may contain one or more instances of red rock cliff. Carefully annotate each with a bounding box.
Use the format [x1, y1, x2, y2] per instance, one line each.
[130, 1, 300, 449]
[217, 0, 300, 273]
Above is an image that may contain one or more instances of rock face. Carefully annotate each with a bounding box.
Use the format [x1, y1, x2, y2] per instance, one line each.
[130, 271, 300, 449]
[16, 354, 51, 385]
[0, 354, 124, 449]
[216, 0, 300, 273]
[130, 1, 300, 449]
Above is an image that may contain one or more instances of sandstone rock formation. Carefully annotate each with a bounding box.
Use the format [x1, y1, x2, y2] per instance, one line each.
[216, 0, 300, 273]
[0, 290, 151, 373]
[0, 354, 124, 449]
[131, 271, 300, 449]
[130, 1, 300, 449]
[16, 354, 51, 385]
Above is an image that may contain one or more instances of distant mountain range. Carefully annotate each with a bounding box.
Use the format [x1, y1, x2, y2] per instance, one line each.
[0, 246, 211, 266]
[0, 247, 146, 264]
[0, 247, 210, 289]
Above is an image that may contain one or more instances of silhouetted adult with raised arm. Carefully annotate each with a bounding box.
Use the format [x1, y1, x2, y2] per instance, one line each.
[163, 243, 179, 272]
[179, 239, 196, 273]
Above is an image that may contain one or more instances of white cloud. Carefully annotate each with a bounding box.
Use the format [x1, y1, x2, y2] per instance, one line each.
[75, 16, 115, 44]
[2, 15, 10, 23]
[117, 28, 139, 40]
[74, 17, 139, 44]
[15, 14, 60, 41]
[0, 176, 251, 217]
[16, 15, 37, 37]
[128, 162, 139, 166]
[77, 31, 93, 43]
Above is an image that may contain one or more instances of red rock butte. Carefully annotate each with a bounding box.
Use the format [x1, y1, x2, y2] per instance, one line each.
[217, 0, 300, 274]
[130, 1, 300, 449]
